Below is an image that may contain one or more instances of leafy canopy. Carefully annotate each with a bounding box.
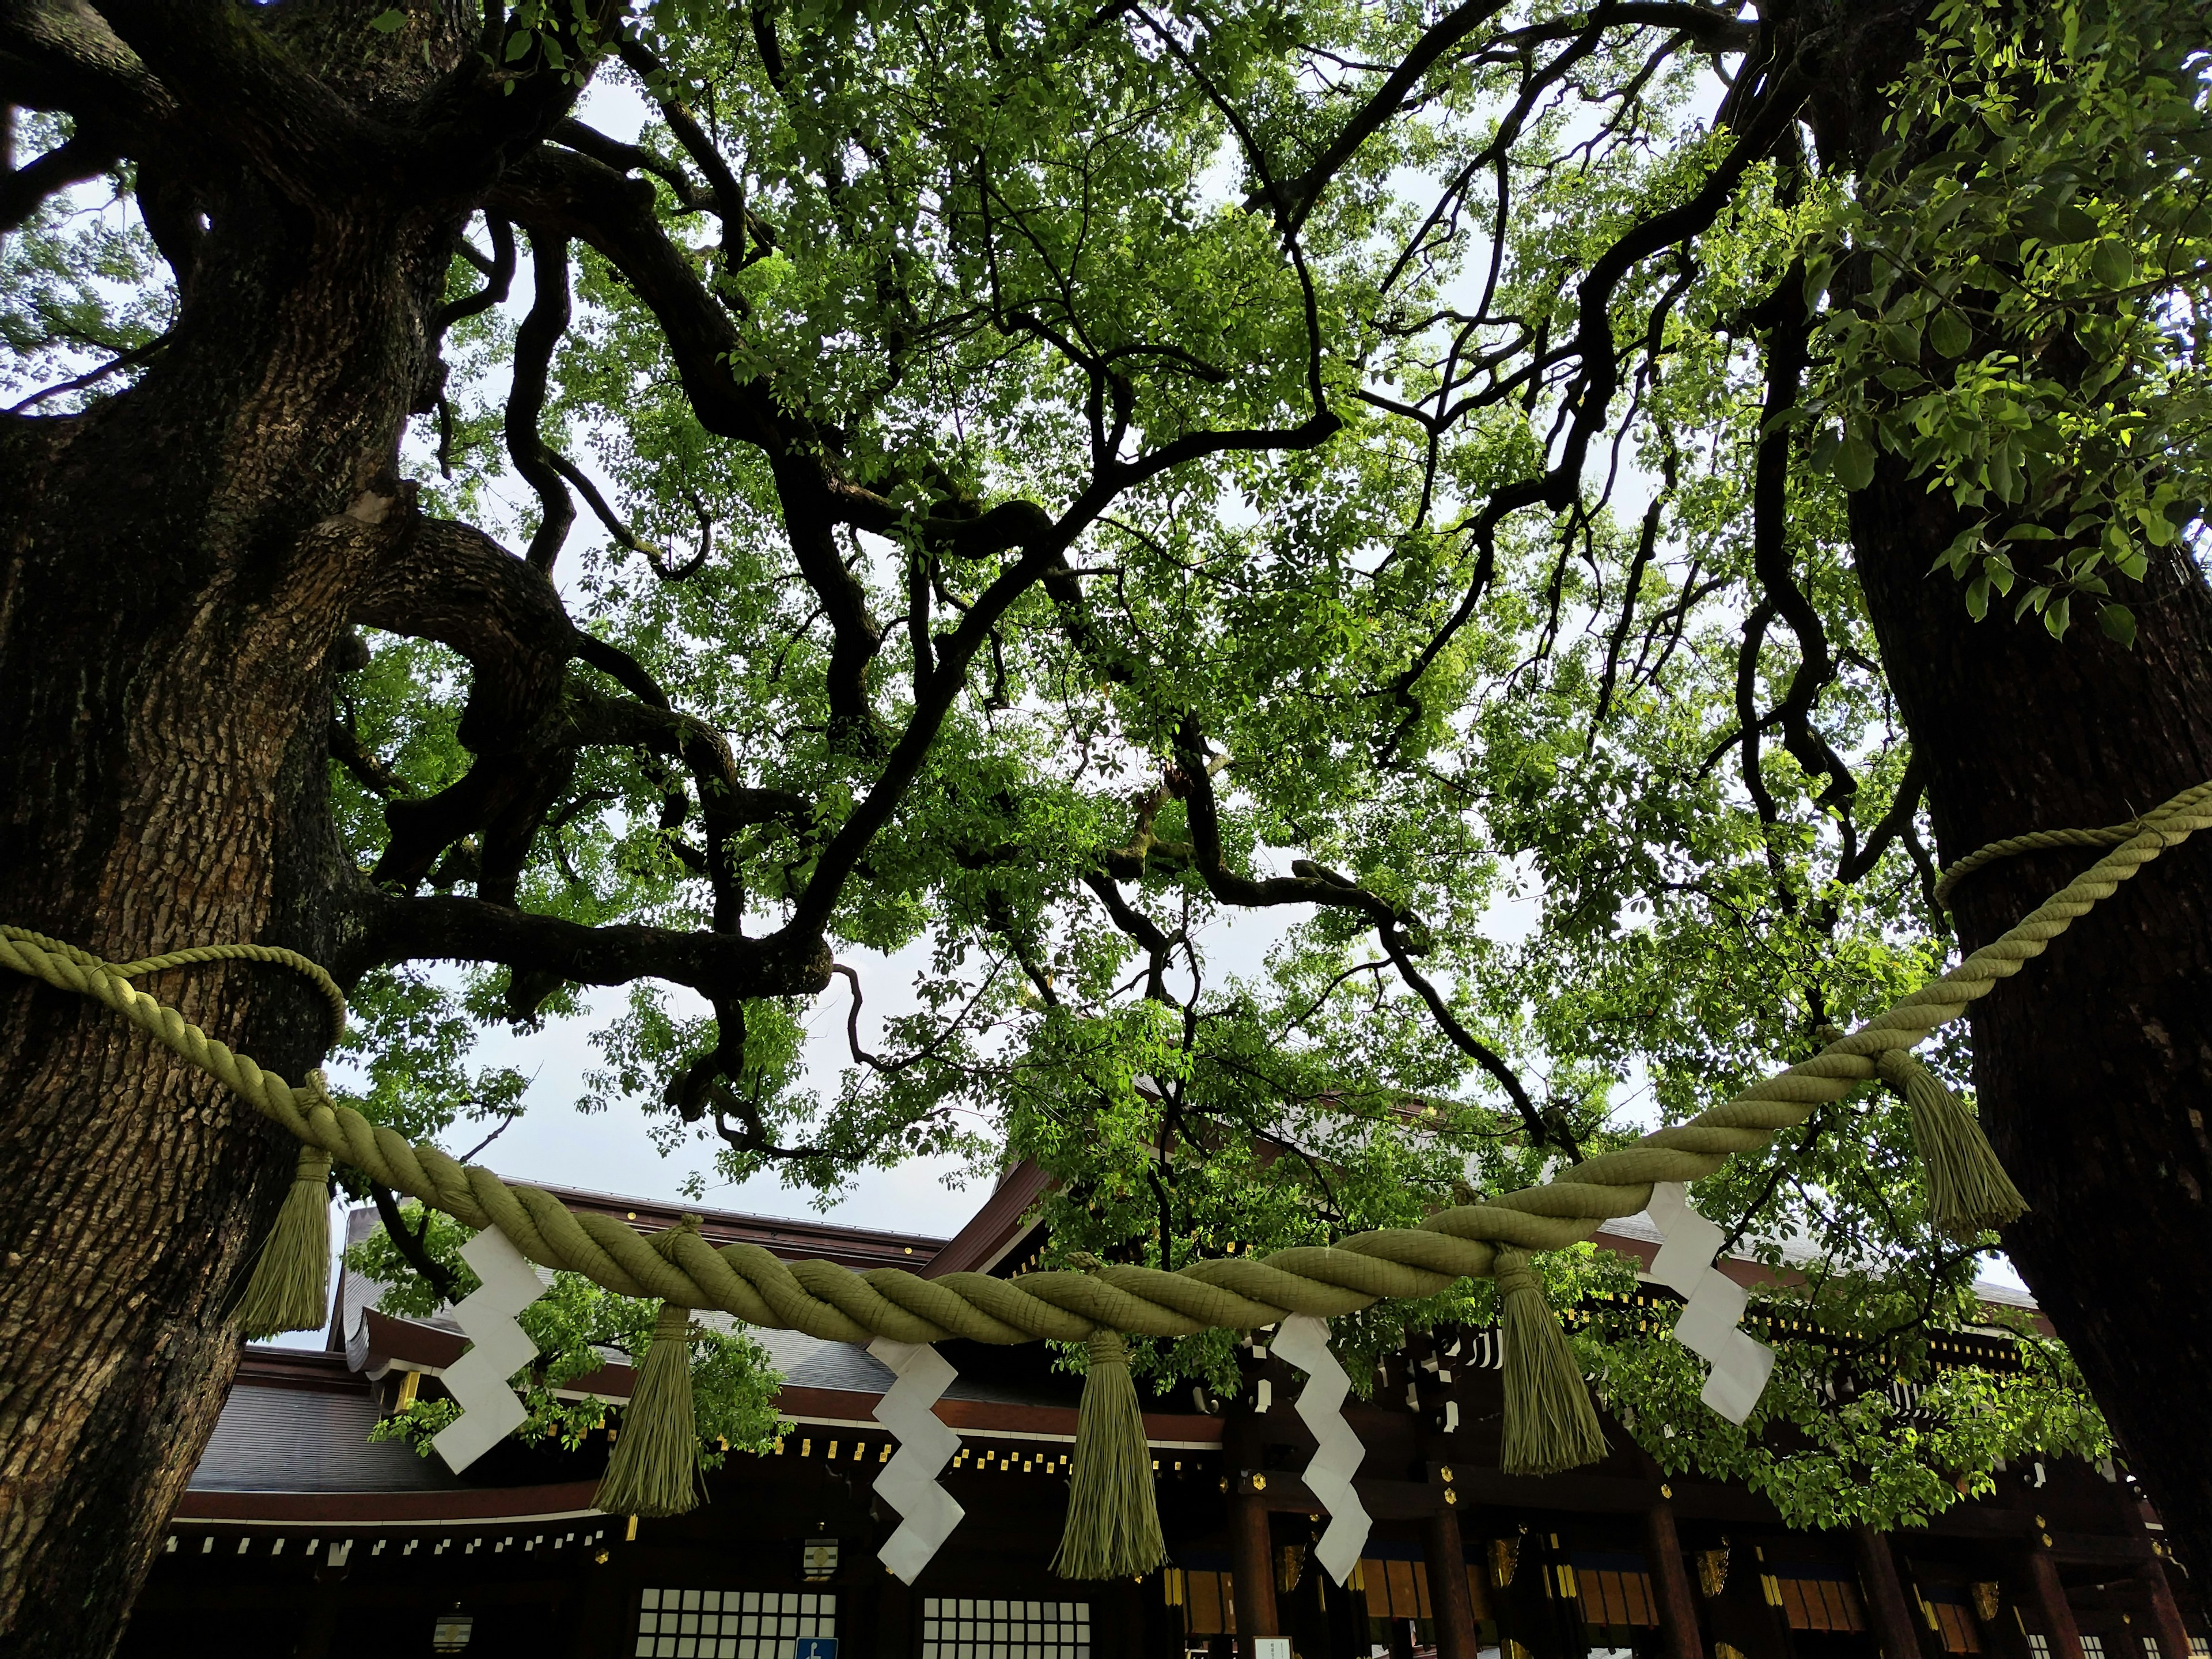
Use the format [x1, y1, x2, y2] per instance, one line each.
[12, 0, 2205, 1529]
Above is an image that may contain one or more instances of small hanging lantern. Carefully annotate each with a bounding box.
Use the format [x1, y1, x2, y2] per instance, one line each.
[432, 1607, 474, 1653]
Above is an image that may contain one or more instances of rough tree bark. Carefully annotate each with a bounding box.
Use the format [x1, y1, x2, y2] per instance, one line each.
[0, 0, 619, 1646]
[0, 121, 460, 1659]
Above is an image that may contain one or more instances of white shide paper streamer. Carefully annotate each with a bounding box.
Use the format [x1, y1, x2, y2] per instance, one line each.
[431, 1225, 546, 1472]
[1272, 1314, 1371, 1585]
[1647, 1181, 1776, 1425]
[869, 1337, 967, 1584]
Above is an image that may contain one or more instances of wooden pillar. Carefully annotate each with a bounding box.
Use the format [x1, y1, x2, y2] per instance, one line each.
[1327, 1554, 1371, 1659]
[2024, 1548, 2085, 1659]
[1541, 1531, 1590, 1659]
[1645, 1499, 1705, 1659]
[564, 1551, 632, 1659]
[1853, 1525, 1927, 1659]
[1113, 1576, 1150, 1659]
[1231, 1483, 1281, 1659]
[874, 1573, 912, 1659]
[1429, 1502, 1480, 1659]
[2139, 1561, 2192, 1659]
[2111, 1479, 2195, 1659]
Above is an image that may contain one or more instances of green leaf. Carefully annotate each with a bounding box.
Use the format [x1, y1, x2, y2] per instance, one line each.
[368, 7, 406, 28]
[2089, 240, 2134, 289]
[1835, 434, 1876, 492]
[1929, 310, 1973, 358]
[2035, 202, 2100, 244]
[2099, 604, 2138, 647]
[1809, 426, 1842, 476]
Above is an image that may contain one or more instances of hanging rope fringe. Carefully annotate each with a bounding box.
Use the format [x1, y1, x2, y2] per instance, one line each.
[1495, 1248, 1608, 1476]
[595, 1301, 703, 1518]
[6, 776, 2209, 1477]
[1876, 1050, 2028, 1241]
[236, 1143, 334, 1339]
[1051, 1333, 1166, 1579]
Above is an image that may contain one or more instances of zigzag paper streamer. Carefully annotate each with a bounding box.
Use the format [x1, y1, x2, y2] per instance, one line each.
[1272, 1314, 1370, 1585]
[869, 1336, 967, 1584]
[1647, 1182, 1775, 1425]
[430, 1225, 546, 1472]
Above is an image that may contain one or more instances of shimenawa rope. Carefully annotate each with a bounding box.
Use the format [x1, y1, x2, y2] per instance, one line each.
[8, 777, 2206, 1562]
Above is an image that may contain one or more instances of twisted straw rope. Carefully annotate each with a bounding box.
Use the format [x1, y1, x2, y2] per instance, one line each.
[8, 776, 2210, 1346]
[1933, 819, 2147, 909]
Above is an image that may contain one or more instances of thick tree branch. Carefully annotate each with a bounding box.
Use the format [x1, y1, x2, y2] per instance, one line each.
[370, 1182, 460, 1302]
[781, 543, 1064, 936]
[0, 0, 176, 145]
[1257, 0, 1515, 232]
[492, 146, 893, 743]
[0, 124, 114, 233]
[1748, 260, 1855, 813]
[352, 514, 577, 756]
[349, 891, 832, 1004]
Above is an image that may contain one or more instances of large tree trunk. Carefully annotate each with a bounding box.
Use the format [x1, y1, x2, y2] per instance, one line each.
[0, 169, 446, 1650]
[1806, 0, 2212, 1581]
[1850, 471, 2212, 1578]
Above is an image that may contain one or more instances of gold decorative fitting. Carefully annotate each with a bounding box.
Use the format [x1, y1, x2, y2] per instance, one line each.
[1251, 1474, 1267, 1491]
[1489, 1537, 1520, 1590]
[1445, 1489, 1458, 1506]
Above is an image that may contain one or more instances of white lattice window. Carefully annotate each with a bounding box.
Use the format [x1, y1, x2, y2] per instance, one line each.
[2084, 1637, 2108, 1659]
[2028, 1637, 2051, 1659]
[635, 1588, 838, 1659]
[921, 1597, 1090, 1659]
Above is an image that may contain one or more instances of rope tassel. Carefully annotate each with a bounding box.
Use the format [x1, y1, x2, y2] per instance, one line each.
[1051, 1332, 1165, 1579]
[1878, 1051, 2028, 1241]
[596, 1302, 703, 1518]
[1497, 1248, 1608, 1476]
[236, 1144, 334, 1339]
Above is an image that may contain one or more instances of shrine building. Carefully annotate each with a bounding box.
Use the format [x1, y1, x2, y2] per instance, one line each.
[122, 1165, 2208, 1659]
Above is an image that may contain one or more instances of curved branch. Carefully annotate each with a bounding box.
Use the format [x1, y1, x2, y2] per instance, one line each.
[491, 146, 892, 743]
[351, 514, 577, 755]
[507, 227, 575, 573]
[434, 215, 516, 336]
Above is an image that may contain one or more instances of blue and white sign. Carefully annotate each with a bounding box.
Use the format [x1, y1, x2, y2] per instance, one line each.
[793, 1639, 840, 1659]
